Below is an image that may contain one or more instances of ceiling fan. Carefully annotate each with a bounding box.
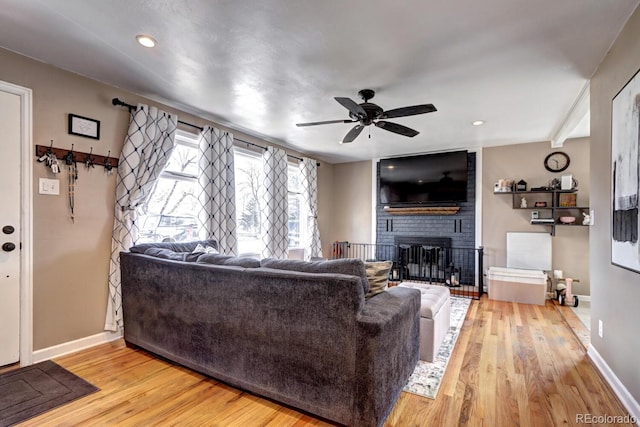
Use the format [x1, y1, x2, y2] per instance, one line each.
[296, 89, 437, 143]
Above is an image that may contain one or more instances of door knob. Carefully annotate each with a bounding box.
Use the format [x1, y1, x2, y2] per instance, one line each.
[2, 225, 14, 234]
[2, 242, 16, 252]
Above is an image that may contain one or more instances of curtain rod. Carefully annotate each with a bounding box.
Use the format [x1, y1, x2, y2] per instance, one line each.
[112, 98, 204, 131]
[112, 97, 316, 165]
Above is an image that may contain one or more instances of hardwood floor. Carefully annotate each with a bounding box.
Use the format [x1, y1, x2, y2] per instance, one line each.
[17, 297, 633, 426]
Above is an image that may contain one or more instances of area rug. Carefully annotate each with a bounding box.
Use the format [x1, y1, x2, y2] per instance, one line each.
[403, 296, 471, 399]
[0, 360, 99, 426]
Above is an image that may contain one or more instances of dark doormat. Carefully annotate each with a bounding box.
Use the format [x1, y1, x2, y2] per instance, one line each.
[0, 360, 99, 427]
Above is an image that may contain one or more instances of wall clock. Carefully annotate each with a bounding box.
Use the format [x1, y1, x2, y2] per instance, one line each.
[543, 151, 570, 173]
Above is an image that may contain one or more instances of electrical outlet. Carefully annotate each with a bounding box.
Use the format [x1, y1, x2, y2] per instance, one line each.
[598, 320, 604, 338]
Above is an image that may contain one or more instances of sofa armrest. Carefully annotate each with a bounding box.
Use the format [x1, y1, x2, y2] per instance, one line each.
[354, 287, 421, 427]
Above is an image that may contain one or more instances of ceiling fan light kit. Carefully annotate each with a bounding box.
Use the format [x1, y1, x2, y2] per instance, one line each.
[296, 89, 437, 144]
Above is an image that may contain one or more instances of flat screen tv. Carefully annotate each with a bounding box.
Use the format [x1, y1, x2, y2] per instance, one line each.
[379, 151, 468, 205]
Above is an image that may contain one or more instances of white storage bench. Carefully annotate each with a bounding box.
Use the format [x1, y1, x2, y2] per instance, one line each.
[487, 266, 548, 306]
[397, 282, 450, 362]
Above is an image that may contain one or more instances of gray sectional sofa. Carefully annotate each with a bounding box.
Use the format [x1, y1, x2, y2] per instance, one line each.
[120, 240, 420, 427]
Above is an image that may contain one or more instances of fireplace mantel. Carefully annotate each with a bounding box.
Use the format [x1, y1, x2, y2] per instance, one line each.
[383, 206, 460, 215]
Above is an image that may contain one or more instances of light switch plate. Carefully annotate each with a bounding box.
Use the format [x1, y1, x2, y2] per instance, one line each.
[39, 178, 60, 195]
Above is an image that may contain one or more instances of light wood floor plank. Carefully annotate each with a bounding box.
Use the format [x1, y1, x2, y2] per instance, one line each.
[13, 296, 634, 426]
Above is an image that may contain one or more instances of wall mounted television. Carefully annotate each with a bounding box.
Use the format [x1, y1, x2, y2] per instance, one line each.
[379, 150, 468, 205]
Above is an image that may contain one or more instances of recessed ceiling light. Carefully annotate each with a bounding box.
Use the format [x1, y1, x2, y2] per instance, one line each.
[387, 165, 395, 170]
[472, 120, 485, 126]
[136, 35, 157, 48]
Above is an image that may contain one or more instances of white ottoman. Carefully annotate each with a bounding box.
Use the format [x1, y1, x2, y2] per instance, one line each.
[398, 282, 451, 362]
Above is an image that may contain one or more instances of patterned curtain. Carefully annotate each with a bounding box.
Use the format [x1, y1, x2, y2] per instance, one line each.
[261, 146, 289, 259]
[196, 126, 238, 255]
[105, 104, 177, 331]
[300, 158, 322, 260]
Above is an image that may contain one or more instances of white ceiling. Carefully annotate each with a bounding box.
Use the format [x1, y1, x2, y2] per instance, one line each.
[1, 0, 637, 163]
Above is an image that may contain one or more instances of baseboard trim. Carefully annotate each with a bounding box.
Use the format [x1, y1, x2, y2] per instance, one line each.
[588, 345, 640, 424]
[574, 293, 591, 302]
[32, 330, 123, 364]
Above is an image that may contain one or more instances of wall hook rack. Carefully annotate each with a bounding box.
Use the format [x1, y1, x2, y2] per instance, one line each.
[35, 144, 118, 170]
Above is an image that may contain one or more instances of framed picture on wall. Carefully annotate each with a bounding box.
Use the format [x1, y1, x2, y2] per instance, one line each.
[611, 67, 640, 274]
[68, 113, 100, 140]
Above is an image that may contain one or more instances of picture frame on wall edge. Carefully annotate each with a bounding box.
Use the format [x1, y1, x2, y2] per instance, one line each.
[611, 66, 640, 274]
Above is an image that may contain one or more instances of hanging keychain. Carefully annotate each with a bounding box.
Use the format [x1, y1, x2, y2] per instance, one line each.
[104, 150, 113, 175]
[85, 147, 95, 169]
[49, 153, 60, 174]
[68, 161, 77, 223]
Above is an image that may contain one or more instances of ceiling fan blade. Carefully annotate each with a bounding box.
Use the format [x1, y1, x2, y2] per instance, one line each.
[296, 119, 356, 127]
[375, 121, 420, 137]
[335, 97, 367, 119]
[343, 125, 365, 143]
[380, 104, 437, 119]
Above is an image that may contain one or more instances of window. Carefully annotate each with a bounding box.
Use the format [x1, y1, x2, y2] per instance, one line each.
[138, 137, 306, 251]
[234, 149, 263, 255]
[137, 131, 200, 243]
[287, 163, 306, 249]
[234, 147, 307, 255]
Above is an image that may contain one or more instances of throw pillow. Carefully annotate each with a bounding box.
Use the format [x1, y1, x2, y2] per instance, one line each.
[260, 258, 370, 295]
[192, 243, 219, 254]
[365, 260, 393, 299]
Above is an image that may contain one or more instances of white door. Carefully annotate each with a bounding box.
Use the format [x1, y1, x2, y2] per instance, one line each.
[0, 89, 21, 366]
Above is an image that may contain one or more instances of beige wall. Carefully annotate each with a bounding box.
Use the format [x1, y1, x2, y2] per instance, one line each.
[590, 6, 640, 403]
[326, 161, 373, 246]
[0, 48, 333, 350]
[482, 138, 590, 295]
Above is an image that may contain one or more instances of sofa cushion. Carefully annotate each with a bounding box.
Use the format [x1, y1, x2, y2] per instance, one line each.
[365, 261, 393, 299]
[197, 253, 260, 268]
[260, 258, 369, 294]
[129, 239, 218, 254]
[143, 247, 201, 262]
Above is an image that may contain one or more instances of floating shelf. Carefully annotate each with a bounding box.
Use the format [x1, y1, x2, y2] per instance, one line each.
[383, 206, 460, 215]
[495, 189, 589, 235]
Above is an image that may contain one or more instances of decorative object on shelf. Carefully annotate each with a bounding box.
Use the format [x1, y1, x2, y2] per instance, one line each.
[520, 196, 527, 208]
[559, 216, 576, 224]
[561, 174, 573, 190]
[548, 178, 561, 189]
[582, 212, 591, 225]
[68, 113, 100, 140]
[516, 179, 527, 191]
[531, 211, 539, 220]
[558, 193, 577, 207]
[611, 66, 640, 274]
[543, 151, 570, 172]
[494, 179, 513, 192]
[535, 201, 547, 207]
